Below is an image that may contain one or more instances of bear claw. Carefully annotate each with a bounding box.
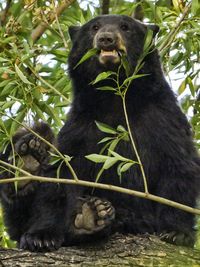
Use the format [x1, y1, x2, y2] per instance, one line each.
[159, 231, 195, 247]
[19, 232, 64, 252]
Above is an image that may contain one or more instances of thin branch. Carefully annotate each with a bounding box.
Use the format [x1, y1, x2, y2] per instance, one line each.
[159, 3, 192, 53]
[0, 0, 12, 26]
[52, 0, 68, 49]
[31, 0, 76, 43]
[0, 164, 200, 216]
[29, 66, 71, 103]
[0, 112, 79, 181]
[122, 96, 148, 194]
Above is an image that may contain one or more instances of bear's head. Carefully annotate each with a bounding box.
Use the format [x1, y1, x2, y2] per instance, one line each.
[68, 15, 159, 86]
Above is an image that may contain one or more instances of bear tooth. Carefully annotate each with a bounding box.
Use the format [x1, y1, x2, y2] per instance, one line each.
[101, 50, 118, 56]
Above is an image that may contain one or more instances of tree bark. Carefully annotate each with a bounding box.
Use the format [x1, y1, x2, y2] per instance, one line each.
[101, 0, 110, 14]
[0, 234, 200, 267]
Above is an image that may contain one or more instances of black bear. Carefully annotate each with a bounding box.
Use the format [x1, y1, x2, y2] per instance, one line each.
[0, 15, 200, 252]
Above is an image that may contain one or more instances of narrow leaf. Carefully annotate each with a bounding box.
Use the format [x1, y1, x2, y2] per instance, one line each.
[75, 48, 98, 68]
[98, 137, 114, 144]
[120, 162, 134, 172]
[143, 29, 154, 52]
[92, 71, 115, 85]
[15, 64, 32, 85]
[85, 154, 109, 163]
[109, 150, 132, 162]
[103, 157, 118, 169]
[95, 121, 117, 135]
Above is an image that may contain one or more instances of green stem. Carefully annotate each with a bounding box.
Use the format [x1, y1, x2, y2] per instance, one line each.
[29, 66, 70, 103]
[122, 96, 149, 194]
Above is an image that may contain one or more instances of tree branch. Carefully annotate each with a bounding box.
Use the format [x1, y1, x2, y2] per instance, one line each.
[132, 0, 144, 21]
[1, 160, 200, 216]
[159, 3, 192, 54]
[101, 0, 110, 15]
[1, 234, 200, 266]
[0, 0, 12, 26]
[31, 0, 76, 43]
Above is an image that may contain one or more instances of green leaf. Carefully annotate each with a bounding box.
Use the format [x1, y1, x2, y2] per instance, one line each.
[85, 154, 109, 163]
[122, 73, 149, 87]
[108, 139, 120, 154]
[120, 162, 134, 173]
[103, 157, 118, 169]
[97, 86, 116, 91]
[2, 101, 15, 110]
[92, 71, 115, 85]
[187, 77, 195, 97]
[109, 150, 131, 162]
[0, 57, 9, 62]
[10, 109, 26, 134]
[64, 154, 72, 161]
[0, 80, 11, 88]
[95, 121, 117, 134]
[121, 54, 131, 77]
[143, 29, 154, 52]
[75, 48, 98, 68]
[117, 125, 127, 132]
[98, 137, 114, 144]
[178, 79, 186, 95]
[15, 64, 32, 85]
[191, 0, 199, 15]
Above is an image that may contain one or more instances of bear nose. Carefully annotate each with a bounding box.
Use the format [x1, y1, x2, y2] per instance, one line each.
[97, 32, 117, 50]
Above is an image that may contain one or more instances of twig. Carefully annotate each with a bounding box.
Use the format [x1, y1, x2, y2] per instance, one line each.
[29, 66, 70, 103]
[52, 0, 68, 49]
[31, 0, 76, 43]
[159, 3, 192, 53]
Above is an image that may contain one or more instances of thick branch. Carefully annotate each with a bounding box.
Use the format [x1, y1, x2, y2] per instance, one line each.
[31, 0, 76, 43]
[0, 234, 200, 266]
[101, 0, 110, 15]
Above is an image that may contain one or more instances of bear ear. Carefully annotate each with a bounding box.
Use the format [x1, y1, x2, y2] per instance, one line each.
[147, 24, 160, 37]
[68, 26, 81, 41]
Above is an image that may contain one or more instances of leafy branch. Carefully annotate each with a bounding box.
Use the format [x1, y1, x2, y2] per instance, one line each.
[31, 0, 76, 43]
[159, 3, 192, 55]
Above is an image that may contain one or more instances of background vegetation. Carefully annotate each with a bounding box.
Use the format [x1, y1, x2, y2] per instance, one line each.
[0, 0, 199, 248]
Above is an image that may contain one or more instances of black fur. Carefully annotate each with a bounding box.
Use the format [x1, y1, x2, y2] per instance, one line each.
[0, 15, 200, 251]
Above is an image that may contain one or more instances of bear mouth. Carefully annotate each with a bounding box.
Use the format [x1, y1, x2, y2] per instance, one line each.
[99, 49, 124, 64]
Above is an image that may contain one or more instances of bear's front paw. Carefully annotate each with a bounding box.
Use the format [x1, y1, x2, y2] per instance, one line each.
[159, 231, 195, 247]
[74, 196, 115, 235]
[15, 133, 49, 165]
[19, 232, 64, 252]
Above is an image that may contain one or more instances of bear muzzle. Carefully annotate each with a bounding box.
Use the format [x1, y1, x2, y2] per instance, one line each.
[94, 31, 126, 65]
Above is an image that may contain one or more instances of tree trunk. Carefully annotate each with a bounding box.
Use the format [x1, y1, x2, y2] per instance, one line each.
[0, 234, 200, 266]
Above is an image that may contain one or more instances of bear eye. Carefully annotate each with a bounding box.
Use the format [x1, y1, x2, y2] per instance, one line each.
[92, 24, 99, 31]
[121, 23, 129, 31]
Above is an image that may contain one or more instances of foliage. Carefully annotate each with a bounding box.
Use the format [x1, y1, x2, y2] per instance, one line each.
[0, 0, 199, 248]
